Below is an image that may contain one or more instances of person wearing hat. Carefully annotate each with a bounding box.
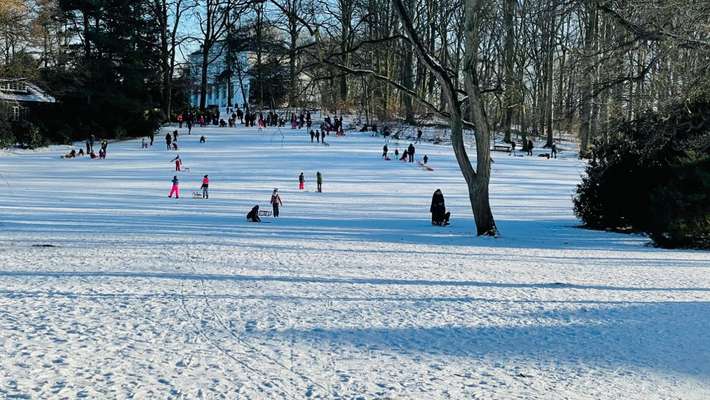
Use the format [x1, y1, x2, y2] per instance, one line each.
[270, 188, 283, 217]
[201, 175, 209, 199]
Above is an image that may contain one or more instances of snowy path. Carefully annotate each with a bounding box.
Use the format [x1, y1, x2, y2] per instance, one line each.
[0, 126, 708, 399]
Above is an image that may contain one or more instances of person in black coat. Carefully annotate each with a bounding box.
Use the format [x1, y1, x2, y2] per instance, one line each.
[247, 205, 261, 222]
[408, 143, 415, 162]
[430, 189, 450, 226]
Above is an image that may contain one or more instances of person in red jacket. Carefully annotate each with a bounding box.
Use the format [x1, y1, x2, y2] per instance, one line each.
[171, 155, 182, 171]
[298, 172, 305, 190]
[201, 175, 209, 199]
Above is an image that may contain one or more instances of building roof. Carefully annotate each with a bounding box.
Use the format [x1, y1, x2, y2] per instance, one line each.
[0, 78, 56, 103]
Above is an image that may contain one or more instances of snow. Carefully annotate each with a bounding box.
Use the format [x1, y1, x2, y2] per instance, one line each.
[0, 125, 708, 399]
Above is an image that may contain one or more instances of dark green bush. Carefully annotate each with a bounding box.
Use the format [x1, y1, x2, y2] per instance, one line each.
[574, 98, 710, 249]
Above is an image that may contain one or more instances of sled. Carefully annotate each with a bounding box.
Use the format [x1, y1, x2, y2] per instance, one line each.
[418, 161, 434, 171]
[192, 192, 204, 199]
[258, 210, 272, 217]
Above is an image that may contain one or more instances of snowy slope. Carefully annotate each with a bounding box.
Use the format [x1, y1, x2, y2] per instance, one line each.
[0, 125, 708, 399]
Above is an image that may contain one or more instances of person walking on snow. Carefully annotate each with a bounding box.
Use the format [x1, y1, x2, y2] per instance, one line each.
[408, 143, 416, 163]
[201, 175, 209, 199]
[551, 142, 558, 158]
[415, 128, 423, 144]
[320, 130, 326, 144]
[169, 176, 180, 198]
[165, 132, 172, 150]
[310, 130, 315, 143]
[316, 172, 323, 193]
[382, 144, 389, 159]
[298, 172, 305, 190]
[171, 155, 182, 171]
[270, 188, 283, 217]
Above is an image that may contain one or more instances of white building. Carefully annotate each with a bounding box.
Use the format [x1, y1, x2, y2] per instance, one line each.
[188, 41, 251, 111]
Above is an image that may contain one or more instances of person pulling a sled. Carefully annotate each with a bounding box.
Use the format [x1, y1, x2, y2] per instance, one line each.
[270, 188, 283, 217]
[171, 155, 182, 171]
[430, 189, 450, 226]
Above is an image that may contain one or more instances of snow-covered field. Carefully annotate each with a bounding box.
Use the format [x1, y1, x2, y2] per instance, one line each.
[0, 125, 708, 399]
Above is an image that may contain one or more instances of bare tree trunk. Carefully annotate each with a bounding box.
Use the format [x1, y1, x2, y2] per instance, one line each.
[579, 1, 598, 157]
[502, 0, 516, 142]
[393, 0, 497, 236]
[462, 0, 496, 235]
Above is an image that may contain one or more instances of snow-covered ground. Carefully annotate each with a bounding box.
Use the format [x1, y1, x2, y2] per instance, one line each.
[0, 125, 708, 399]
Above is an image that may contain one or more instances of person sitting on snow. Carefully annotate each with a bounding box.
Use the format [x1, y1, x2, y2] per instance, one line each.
[246, 205, 261, 223]
[430, 189, 451, 226]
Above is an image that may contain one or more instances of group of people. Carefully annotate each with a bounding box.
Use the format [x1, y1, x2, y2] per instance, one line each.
[508, 139, 558, 158]
[321, 115, 344, 134]
[64, 136, 108, 159]
[382, 143, 418, 163]
[290, 111, 312, 129]
[165, 130, 180, 150]
[168, 174, 209, 199]
[298, 171, 323, 192]
[246, 187, 284, 222]
[245, 172, 323, 223]
[309, 129, 327, 144]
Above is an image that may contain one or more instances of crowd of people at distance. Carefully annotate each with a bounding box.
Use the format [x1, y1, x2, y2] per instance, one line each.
[62, 135, 109, 159]
[62, 106, 460, 228]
